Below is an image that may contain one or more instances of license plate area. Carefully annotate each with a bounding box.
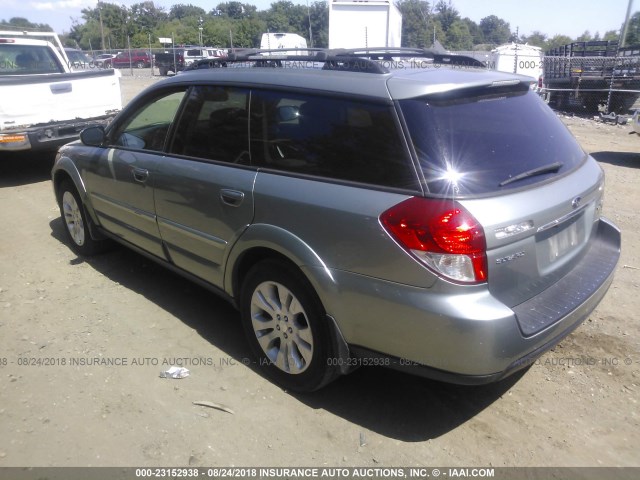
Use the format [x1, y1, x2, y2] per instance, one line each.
[537, 213, 586, 268]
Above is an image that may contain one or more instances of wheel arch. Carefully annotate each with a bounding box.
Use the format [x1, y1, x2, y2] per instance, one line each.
[52, 157, 86, 202]
[224, 224, 337, 302]
[52, 159, 104, 240]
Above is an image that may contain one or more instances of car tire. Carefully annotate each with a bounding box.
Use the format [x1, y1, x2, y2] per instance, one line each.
[57, 180, 110, 256]
[240, 259, 338, 392]
[136, 61, 144, 69]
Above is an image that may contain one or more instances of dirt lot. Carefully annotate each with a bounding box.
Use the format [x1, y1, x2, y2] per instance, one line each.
[0, 72, 638, 469]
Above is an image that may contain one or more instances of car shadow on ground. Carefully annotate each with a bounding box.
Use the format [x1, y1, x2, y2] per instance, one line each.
[49, 217, 524, 442]
[296, 368, 523, 442]
[592, 151, 640, 168]
[0, 151, 56, 187]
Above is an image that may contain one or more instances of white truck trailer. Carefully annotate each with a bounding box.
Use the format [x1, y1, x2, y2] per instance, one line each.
[328, 0, 402, 49]
[490, 43, 543, 82]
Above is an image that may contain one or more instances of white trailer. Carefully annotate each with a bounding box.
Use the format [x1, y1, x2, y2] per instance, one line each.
[329, 0, 402, 49]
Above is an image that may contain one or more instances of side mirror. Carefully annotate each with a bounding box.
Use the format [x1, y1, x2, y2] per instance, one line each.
[80, 126, 106, 146]
[277, 105, 300, 122]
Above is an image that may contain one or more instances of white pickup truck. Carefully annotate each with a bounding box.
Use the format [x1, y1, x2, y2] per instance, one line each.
[0, 31, 122, 152]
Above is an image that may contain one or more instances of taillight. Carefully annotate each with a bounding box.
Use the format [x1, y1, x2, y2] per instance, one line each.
[380, 197, 488, 284]
[538, 76, 543, 89]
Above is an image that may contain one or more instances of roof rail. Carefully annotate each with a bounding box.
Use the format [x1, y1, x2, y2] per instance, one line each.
[184, 47, 487, 74]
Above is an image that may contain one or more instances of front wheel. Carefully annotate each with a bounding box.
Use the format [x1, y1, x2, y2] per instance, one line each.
[57, 180, 110, 256]
[240, 259, 338, 392]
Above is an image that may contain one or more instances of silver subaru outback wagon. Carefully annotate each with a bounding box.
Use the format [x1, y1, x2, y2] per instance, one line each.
[51, 50, 621, 392]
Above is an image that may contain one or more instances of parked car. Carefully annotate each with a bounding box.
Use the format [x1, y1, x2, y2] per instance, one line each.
[94, 53, 116, 68]
[112, 50, 151, 68]
[52, 50, 621, 392]
[64, 48, 94, 70]
[184, 47, 227, 65]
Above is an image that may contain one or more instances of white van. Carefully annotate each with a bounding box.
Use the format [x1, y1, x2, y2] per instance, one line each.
[260, 33, 308, 55]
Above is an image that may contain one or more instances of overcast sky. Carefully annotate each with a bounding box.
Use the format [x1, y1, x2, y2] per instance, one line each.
[1, 0, 635, 39]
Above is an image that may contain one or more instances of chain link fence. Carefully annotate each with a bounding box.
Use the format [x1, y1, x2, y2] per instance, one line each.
[541, 42, 640, 115]
[541, 54, 640, 114]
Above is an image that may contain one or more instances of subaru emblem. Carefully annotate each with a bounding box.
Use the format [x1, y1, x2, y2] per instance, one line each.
[572, 196, 582, 209]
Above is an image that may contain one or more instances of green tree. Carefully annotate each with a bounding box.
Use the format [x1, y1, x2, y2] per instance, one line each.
[169, 4, 206, 20]
[0, 17, 52, 31]
[396, 0, 431, 48]
[462, 17, 483, 45]
[521, 30, 547, 48]
[479, 15, 511, 46]
[215, 2, 258, 19]
[624, 12, 640, 45]
[309, 1, 328, 48]
[445, 19, 472, 50]
[264, 1, 308, 36]
[434, 0, 459, 31]
[576, 30, 592, 42]
[545, 34, 573, 51]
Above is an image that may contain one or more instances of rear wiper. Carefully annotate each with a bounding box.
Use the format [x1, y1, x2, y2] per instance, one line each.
[499, 161, 563, 187]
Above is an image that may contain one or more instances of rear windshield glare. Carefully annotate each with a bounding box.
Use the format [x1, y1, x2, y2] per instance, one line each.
[400, 89, 586, 196]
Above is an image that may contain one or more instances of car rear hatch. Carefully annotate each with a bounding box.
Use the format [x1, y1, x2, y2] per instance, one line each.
[397, 79, 620, 336]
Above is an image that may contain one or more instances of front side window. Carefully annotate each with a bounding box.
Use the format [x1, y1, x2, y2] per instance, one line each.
[249, 90, 418, 189]
[111, 89, 187, 151]
[400, 88, 586, 196]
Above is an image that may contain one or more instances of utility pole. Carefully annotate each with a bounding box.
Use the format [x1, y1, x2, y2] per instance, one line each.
[620, 0, 634, 47]
[98, 2, 105, 51]
[306, 0, 313, 48]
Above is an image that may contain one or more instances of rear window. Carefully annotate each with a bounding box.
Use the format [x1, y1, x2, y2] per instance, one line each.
[0, 44, 62, 74]
[400, 89, 586, 196]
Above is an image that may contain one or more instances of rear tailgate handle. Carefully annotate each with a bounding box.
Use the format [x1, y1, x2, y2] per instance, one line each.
[132, 167, 149, 183]
[220, 189, 245, 207]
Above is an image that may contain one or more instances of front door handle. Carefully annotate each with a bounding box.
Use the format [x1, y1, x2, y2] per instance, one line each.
[132, 167, 149, 183]
[220, 189, 245, 207]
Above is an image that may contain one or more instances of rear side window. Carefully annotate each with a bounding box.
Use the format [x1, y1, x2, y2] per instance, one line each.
[400, 89, 586, 196]
[0, 44, 62, 74]
[250, 90, 419, 189]
[170, 86, 250, 163]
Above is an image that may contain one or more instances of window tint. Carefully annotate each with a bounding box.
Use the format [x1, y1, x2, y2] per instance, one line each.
[250, 90, 418, 189]
[0, 44, 62, 74]
[400, 89, 586, 196]
[111, 90, 186, 151]
[170, 86, 250, 164]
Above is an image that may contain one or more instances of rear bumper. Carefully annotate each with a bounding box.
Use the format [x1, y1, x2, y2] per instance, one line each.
[0, 116, 114, 152]
[310, 217, 621, 384]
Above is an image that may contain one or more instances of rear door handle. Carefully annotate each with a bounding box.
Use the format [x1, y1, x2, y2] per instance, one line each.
[132, 167, 149, 183]
[220, 189, 245, 207]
